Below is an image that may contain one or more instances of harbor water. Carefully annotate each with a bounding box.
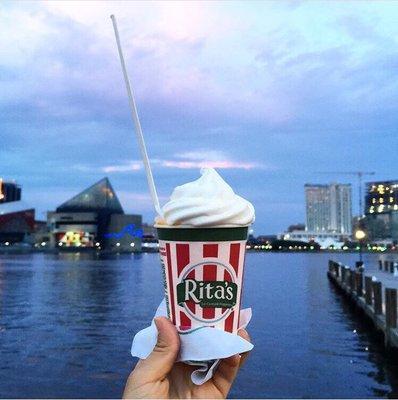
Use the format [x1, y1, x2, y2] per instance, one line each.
[1, 252, 398, 398]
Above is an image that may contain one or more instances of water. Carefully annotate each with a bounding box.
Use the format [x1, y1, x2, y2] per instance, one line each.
[1, 252, 398, 398]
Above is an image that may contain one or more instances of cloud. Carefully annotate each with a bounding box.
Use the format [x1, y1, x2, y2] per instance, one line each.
[158, 160, 261, 170]
[73, 160, 264, 174]
[102, 162, 142, 173]
[168, 150, 264, 169]
[116, 190, 171, 216]
[72, 150, 268, 173]
[0, 1, 296, 128]
[73, 162, 142, 173]
[3, 2, 398, 233]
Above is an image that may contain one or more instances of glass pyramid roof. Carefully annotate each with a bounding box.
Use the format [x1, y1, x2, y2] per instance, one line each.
[57, 178, 124, 214]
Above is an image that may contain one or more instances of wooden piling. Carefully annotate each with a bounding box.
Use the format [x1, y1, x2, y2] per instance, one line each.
[346, 267, 351, 285]
[384, 260, 389, 272]
[390, 262, 395, 274]
[335, 263, 340, 278]
[350, 270, 356, 292]
[356, 271, 363, 296]
[373, 281, 383, 315]
[328, 260, 398, 351]
[379, 259, 383, 270]
[341, 266, 346, 283]
[386, 288, 397, 329]
[365, 276, 372, 305]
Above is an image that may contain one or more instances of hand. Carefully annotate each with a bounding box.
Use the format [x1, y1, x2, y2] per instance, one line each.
[123, 317, 251, 399]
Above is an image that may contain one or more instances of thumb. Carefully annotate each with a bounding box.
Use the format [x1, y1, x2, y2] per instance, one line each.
[135, 317, 180, 382]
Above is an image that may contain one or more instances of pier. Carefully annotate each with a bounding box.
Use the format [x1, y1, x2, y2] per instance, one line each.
[328, 259, 398, 349]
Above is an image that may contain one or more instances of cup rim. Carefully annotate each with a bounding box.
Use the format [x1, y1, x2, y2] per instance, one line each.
[156, 225, 249, 241]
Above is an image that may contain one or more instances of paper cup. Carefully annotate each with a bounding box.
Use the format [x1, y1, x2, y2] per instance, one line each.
[157, 226, 248, 334]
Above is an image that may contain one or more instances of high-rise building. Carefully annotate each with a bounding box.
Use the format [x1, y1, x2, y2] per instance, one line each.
[305, 183, 352, 235]
[365, 180, 398, 239]
[0, 179, 21, 203]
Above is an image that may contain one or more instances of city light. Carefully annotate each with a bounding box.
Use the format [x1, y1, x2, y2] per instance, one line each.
[367, 181, 398, 214]
[355, 229, 366, 240]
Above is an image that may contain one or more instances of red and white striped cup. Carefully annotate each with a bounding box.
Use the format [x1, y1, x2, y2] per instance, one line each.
[157, 226, 249, 334]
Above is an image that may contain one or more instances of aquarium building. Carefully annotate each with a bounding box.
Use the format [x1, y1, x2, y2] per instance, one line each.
[47, 178, 142, 251]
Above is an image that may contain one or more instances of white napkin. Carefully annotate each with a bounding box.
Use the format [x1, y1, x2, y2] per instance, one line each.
[131, 299, 253, 385]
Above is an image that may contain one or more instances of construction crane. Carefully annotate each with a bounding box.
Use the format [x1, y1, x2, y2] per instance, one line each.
[317, 171, 375, 217]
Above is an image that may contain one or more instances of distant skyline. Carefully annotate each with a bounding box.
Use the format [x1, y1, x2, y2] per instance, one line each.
[2, 1, 398, 233]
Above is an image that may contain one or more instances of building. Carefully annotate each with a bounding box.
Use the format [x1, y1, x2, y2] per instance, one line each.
[305, 183, 352, 235]
[141, 223, 159, 252]
[0, 178, 35, 244]
[280, 230, 344, 250]
[287, 223, 305, 232]
[0, 201, 35, 244]
[47, 178, 142, 251]
[365, 180, 398, 240]
[0, 179, 21, 203]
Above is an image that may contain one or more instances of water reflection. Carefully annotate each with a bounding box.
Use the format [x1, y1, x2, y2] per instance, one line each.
[0, 252, 397, 398]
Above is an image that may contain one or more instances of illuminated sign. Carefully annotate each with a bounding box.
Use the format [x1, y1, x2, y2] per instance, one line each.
[58, 231, 94, 247]
[104, 224, 143, 239]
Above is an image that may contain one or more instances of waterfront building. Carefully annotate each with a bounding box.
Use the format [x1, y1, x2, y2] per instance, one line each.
[0, 179, 35, 246]
[287, 223, 305, 232]
[0, 201, 35, 244]
[365, 180, 398, 240]
[47, 178, 142, 251]
[278, 183, 352, 248]
[305, 183, 352, 235]
[0, 179, 35, 244]
[280, 230, 344, 249]
[0, 179, 22, 203]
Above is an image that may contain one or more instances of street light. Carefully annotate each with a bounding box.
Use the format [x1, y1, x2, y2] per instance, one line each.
[355, 228, 366, 265]
[355, 229, 366, 241]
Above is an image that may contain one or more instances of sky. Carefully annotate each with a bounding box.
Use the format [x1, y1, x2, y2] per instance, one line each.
[1, 1, 398, 234]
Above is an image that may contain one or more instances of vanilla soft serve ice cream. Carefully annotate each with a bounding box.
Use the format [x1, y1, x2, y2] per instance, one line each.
[156, 168, 255, 227]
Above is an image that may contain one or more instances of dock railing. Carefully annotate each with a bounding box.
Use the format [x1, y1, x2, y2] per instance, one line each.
[328, 260, 398, 348]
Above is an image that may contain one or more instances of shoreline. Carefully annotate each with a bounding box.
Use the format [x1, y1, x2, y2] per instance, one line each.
[0, 248, 397, 255]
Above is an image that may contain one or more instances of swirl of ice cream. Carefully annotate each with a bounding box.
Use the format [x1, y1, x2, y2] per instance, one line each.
[156, 168, 255, 227]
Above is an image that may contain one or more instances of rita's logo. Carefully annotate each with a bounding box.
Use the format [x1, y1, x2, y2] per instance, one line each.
[177, 280, 237, 308]
[176, 261, 238, 323]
